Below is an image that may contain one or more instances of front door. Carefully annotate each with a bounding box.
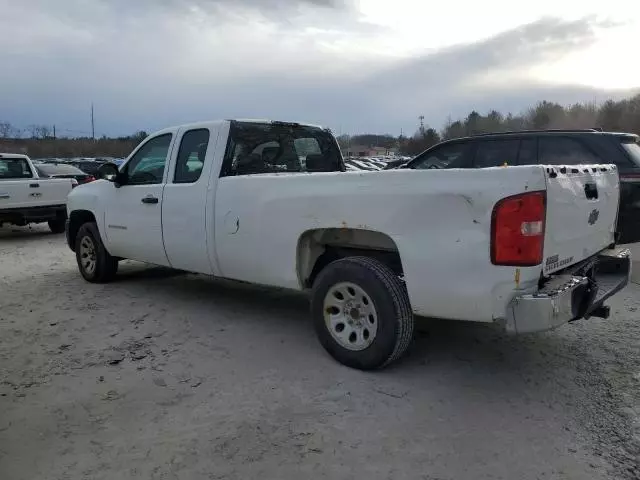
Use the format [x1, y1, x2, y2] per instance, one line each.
[103, 133, 174, 266]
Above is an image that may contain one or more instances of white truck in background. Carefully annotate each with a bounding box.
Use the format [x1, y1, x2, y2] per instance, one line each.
[65, 120, 631, 370]
[0, 153, 76, 233]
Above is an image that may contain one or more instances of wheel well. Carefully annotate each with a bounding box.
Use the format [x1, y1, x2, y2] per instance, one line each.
[67, 210, 96, 251]
[297, 228, 404, 288]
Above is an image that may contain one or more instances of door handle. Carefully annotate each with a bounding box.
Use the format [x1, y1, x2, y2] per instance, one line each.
[141, 196, 159, 204]
[0, 193, 10, 199]
[29, 183, 40, 188]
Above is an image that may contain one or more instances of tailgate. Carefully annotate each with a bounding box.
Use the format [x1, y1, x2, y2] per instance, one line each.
[543, 165, 619, 275]
[34, 179, 74, 206]
[0, 179, 72, 209]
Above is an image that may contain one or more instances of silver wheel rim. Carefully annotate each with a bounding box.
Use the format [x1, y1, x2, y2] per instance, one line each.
[79, 235, 97, 275]
[323, 282, 378, 351]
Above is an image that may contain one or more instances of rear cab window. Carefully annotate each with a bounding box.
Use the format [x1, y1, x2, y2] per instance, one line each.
[174, 129, 210, 184]
[0, 157, 33, 179]
[220, 121, 344, 176]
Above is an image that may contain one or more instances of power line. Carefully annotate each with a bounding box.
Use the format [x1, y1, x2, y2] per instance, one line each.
[91, 103, 95, 140]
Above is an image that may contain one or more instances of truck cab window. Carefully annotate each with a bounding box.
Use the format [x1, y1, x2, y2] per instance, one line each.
[0, 158, 33, 179]
[221, 121, 344, 177]
[409, 142, 472, 169]
[124, 134, 172, 185]
[539, 137, 601, 165]
[174, 129, 209, 184]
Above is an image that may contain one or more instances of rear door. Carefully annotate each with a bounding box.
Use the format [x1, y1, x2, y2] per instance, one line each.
[162, 126, 220, 274]
[538, 137, 619, 274]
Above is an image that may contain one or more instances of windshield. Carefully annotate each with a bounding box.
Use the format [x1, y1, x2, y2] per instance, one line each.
[621, 139, 640, 167]
[0, 158, 33, 179]
[222, 121, 344, 176]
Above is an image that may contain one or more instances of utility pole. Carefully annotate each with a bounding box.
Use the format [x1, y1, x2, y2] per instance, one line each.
[53, 125, 56, 140]
[91, 103, 95, 140]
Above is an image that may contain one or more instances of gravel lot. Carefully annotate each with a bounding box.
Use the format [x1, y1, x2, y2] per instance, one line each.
[1, 226, 639, 480]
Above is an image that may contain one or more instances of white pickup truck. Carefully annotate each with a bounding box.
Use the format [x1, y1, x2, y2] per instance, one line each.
[65, 120, 632, 370]
[0, 153, 75, 233]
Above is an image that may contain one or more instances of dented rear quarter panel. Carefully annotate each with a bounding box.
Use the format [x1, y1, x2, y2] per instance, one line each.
[213, 165, 550, 322]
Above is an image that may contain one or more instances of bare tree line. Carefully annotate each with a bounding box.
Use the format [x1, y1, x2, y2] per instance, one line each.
[0, 125, 147, 159]
[338, 93, 640, 156]
[3, 92, 640, 159]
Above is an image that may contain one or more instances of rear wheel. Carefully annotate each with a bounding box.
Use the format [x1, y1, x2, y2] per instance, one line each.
[48, 218, 66, 234]
[75, 222, 118, 283]
[311, 256, 414, 370]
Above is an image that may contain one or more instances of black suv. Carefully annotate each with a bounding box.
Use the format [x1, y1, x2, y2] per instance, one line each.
[395, 129, 640, 244]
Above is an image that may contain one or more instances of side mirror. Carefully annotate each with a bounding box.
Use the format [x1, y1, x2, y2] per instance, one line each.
[97, 162, 119, 181]
[97, 162, 126, 187]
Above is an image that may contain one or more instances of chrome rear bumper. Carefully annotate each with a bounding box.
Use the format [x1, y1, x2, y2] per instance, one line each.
[505, 247, 631, 334]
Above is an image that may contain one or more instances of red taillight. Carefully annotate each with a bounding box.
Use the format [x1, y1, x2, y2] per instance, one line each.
[86, 176, 96, 183]
[491, 191, 546, 266]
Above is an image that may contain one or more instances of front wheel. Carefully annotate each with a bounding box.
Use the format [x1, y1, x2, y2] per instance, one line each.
[311, 256, 414, 370]
[75, 222, 118, 283]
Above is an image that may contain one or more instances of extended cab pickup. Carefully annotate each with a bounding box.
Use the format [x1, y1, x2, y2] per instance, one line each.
[0, 153, 76, 233]
[65, 120, 632, 370]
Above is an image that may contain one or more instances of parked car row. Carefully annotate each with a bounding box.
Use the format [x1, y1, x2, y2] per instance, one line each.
[32, 161, 96, 185]
[34, 156, 125, 177]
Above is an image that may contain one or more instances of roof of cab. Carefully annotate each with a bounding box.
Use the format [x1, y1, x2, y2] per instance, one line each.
[0, 153, 29, 160]
[149, 119, 326, 136]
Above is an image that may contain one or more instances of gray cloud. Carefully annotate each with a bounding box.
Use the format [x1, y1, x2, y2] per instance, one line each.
[0, 4, 635, 138]
[364, 17, 605, 92]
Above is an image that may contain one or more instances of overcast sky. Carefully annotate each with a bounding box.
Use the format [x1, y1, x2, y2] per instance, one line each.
[1, 0, 639, 137]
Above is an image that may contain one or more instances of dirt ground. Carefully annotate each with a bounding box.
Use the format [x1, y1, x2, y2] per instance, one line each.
[1, 226, 639, 480]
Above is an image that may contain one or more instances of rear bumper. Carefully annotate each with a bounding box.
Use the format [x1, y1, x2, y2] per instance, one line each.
[0, 205, 66, 225]
[505, 247, 631, 334]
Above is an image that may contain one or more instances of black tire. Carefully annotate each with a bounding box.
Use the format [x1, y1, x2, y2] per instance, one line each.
[311, 256, 414, 370]
[48, 218, 66, 234]
[75, 222, 118, 283]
